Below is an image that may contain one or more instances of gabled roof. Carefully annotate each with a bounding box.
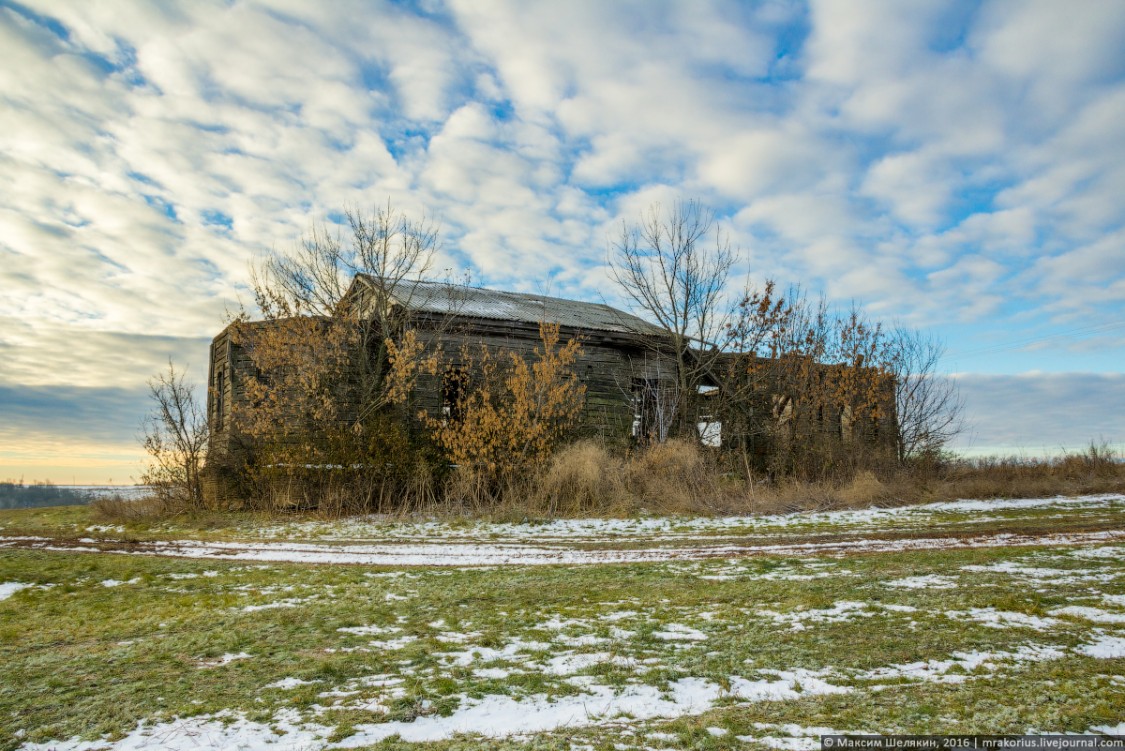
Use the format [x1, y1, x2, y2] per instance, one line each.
[350, 275, 665, 337]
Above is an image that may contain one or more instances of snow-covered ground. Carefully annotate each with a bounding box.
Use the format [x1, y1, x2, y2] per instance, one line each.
[3, 493, 1122, 567]
[249, 493, 1125, 543]
[5, 493, 1124, 750]
[17, 633, 1123, 750]
[2, 528, 1123, 567]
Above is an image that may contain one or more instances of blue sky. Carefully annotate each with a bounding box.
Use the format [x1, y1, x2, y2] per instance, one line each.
[1, 0, 1123, 483]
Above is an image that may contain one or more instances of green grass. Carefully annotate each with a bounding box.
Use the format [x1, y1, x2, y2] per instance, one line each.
[0, 497, 1123, 749]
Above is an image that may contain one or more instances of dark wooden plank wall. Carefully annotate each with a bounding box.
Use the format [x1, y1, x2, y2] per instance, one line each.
[207, 314, 676, 454]
[409, 314, 677, 443]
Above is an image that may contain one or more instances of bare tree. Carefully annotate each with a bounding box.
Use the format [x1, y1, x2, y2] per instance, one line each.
[609, 199, 736, 437]
[618, 356, 683, 445]
[722, 288, 904, 478]
[242, 200, 445, 422]
[251, 200, 440, 319]
[229, 200, 446, 511]
[141, 361, 208, 509]
[886, 327, 964, 461]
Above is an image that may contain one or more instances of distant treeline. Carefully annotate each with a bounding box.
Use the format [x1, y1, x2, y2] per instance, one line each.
[0, 482, 91, 509]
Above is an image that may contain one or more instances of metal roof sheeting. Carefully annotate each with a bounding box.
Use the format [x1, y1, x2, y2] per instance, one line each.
[358, 276, 665, 337]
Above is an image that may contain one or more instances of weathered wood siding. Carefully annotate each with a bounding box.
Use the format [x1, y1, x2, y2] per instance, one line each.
[205, 313, 675, 463]
[408, 314, 676, 444]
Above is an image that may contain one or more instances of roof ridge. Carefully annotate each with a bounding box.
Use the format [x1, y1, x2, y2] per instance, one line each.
[353, 273, 665, 336]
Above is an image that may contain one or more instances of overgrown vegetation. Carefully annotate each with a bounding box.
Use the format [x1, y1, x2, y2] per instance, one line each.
[220, 202, 447, 514]
[497, 439, 1125, 519]
[129, 199, 1115, 520]
[424, 322, 587, 506]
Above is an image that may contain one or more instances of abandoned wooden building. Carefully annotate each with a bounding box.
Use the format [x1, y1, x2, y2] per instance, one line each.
[205, 275, 897, 500]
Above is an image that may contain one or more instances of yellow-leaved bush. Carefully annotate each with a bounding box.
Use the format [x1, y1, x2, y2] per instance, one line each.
[423, 322, 586, 489]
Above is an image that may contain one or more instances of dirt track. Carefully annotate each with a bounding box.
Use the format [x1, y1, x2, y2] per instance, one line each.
[2, 527, 1123, 567]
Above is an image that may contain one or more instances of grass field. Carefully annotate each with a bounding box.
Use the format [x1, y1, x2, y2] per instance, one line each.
[1, 495, 1123, 749]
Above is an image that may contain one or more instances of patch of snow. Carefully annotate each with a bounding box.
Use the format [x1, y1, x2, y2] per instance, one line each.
[736, 726, 847, 751]
[333, 671, 848, 746]
[18, 709, 332, 751]
[1090, 722, 1125, 734]
[886, 574, 958, 589]
[366, 636, 417, 650]
[337, 624, 401, 636]
[441, 638, 552, 667]
[555, 633, 608, 647]
[960, 561, 1118, 585]
[197, 652, 252, 668]
[85, 525, 125, 533]
[265, 677, 318, 690]
[1051, 606, 1125, 624]
[1075, 635, 1125, 658]
[853, 644, 1065, 684]
[732, 669, 850, 701]
[435, 631, 479, 644]
[652, 623, 708, 641]
[946, 608, 1060, 631]
[543, 652, 612, 675]
[540, 615, 592, 631]
[1070, 546, 1124, 560]
[250, 493, 1124, 544]
[242, 597, 313, 612]
[332, 679, 717, 744]
[0, 582, 31, 601]
[759, 601, 876, 632]
[6, 524, 1123, 568]
[23, 634, 1090, 751]
[100, 578, 140, 587]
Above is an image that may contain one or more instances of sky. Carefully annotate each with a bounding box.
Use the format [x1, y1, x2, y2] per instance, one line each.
[1, 0, 1123, 484]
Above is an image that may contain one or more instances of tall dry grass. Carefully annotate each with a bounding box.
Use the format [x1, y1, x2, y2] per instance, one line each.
[95, 439, 1123, 523]
[90, 493, 181, 522]
[514, 439, 1124, 518]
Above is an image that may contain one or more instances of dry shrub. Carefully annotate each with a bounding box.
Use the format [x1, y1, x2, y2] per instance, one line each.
[423, 323, 585, 492]
[926, 442, 1124, 501]
[248, 458, 441, 517]
[751, 479, 834, 514]
[836, 470, 893, 507]
[631, 439, 705, 478]
[536, 440, 626, 516]
[442, 465, 498, 513]
[625, 439, 724, 513]
[1056, 441, 1119, 480]
[90, 494, 179, 522]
